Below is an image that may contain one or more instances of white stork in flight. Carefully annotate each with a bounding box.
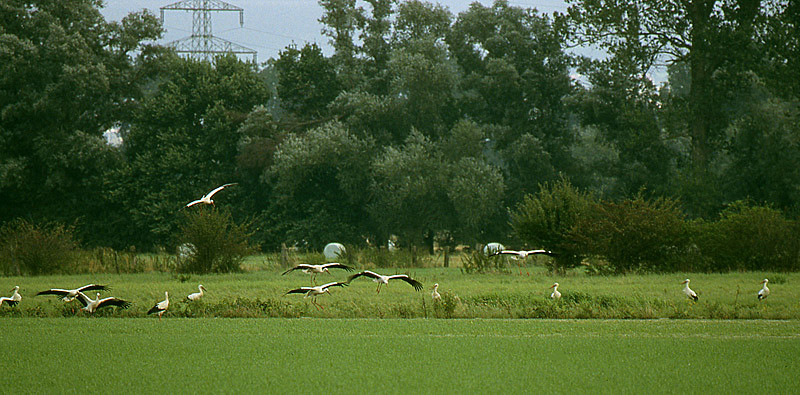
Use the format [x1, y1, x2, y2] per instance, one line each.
[758, 279, 770, 300]
[185, 183, 237, 207]
[490, 249, 554, 275]
[187, 284, 206, 301]
[347, 270, 423, 294]
[74, 291, 131, 314]
[282, 263, 354, 285]
[148, 292, 170, 320]
[36, 284, 109, 302]
[491, 249, 554, 260]
[0, 286, 21, 307]
[681, 279, 698, 301]
[285, 281, 348, 310]
[549, 282, 561, 300]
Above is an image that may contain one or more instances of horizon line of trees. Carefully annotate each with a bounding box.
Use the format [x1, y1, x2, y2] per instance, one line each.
[1, 0, 799, 266]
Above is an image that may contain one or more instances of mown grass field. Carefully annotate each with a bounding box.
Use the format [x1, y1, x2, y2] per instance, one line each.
[1, 264, 798, 319]
[1, 318, 798, 393]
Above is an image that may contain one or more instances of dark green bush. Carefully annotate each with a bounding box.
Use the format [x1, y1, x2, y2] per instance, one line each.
[0, 219, 78, 275]
[509, 177, 595, 272]
[461, 249, 508, 274]
[572, 196, 691, 273]
[695, 201, 800, 271]
[175, 209, 255, 273]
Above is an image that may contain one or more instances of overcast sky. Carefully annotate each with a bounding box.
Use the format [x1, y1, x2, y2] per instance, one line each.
[100, 0, 571, 63]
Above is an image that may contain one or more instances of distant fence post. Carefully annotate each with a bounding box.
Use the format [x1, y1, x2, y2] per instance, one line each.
[281, 243, 289, 267]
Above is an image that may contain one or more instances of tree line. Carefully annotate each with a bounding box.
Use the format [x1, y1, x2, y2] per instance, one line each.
[1, 0, 798, 259]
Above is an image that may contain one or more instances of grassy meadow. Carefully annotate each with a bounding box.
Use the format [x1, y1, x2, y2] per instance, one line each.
[1, 318, 798, 393]
[0, 256, 798, 319]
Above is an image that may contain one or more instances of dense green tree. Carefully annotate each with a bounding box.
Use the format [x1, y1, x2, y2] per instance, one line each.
[274, 43, 341, 120]
[387, 42, 460, 139]
[565, 0, 780, 215]
[392, 0, 452, 45]
[114, 54, 269, 249]
[568, 58, 675, 198]
[446, 157, 506, 243]
[0, 0, 162, 244]
[448, 0, 575, 202]
[355, 0, 396, 94]
[266, 122, 375, 250]
[509, 177, 596, 272]
[720, 98, 800, 210]
[369, 130, 449, 254]
[319, 0, 362, 89]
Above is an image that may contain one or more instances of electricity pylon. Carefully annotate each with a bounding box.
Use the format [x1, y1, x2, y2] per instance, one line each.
[160, 0, 257, 63]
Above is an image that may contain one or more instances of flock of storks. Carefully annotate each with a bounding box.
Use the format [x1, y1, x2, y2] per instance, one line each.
[0, 184, 777, 315]
[0, 268, 778, 316]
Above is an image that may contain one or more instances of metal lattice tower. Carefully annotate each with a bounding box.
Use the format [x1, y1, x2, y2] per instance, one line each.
[160, 0, 257, 63]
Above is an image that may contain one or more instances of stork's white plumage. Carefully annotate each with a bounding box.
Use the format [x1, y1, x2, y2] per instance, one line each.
[75, 291, 131, 314]
[490, 249, 554, 275]
[185, 183, 236, 207]
[187, 284, 206, 301]
[347, 270, 423, 294]
[148, 292, 169, 320]
[37, 284, 109, 302]
[285, 281, 348, 310]
[758, 279, 770, 300]
[282, 263, 354, 285]
[681, 279, 698, 301]
[549, 283, 561, 300]
[490, 249, 554, 260]
[432, 283, 441, 300]
[0, 286, 21, 307]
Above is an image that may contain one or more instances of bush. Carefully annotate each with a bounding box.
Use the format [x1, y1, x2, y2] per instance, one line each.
[509, 177, 595, 272]
[175, 209, 255, 273]
[695, 201, 800, 272]
[461, 249, 508, 274]
[0, 219, 78, 275]
[572, 196, 691, 273]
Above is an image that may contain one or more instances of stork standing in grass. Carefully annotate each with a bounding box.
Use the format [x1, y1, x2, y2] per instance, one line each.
[549, 283, 561, 300]
[282, 263, 354, 285]
[285, 281, 348, 310]
[148, 292, 169, 320]
[347, 270, 423, 294]
[431, 283, 441, 300]
[187, 284, 206, 301]
[0, 286, 21, 307]
[37, 284, 109, 302]
[758, 279, 770, 300]
[185, 183, 236, 208]
[75, 291, 131, 314]
[681, 279, 698, 301]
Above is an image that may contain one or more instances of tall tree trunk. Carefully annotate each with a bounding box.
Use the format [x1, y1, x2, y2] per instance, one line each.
[425, 230, 435, 255]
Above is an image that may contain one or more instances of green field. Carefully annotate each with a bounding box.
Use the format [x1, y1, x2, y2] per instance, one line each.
[3, 268, 799, 392]
[1, 267, 798, 319]
[1, 318, 798, 393]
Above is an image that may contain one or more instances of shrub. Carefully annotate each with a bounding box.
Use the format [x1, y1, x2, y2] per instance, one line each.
[0, 219, 78, 275]
[175, 209, 255, 273]
[461, 249, 508, 274]
[695, 201, 800, 272]
[572, 195, 691, 273]
[509, 177, 595, 272]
